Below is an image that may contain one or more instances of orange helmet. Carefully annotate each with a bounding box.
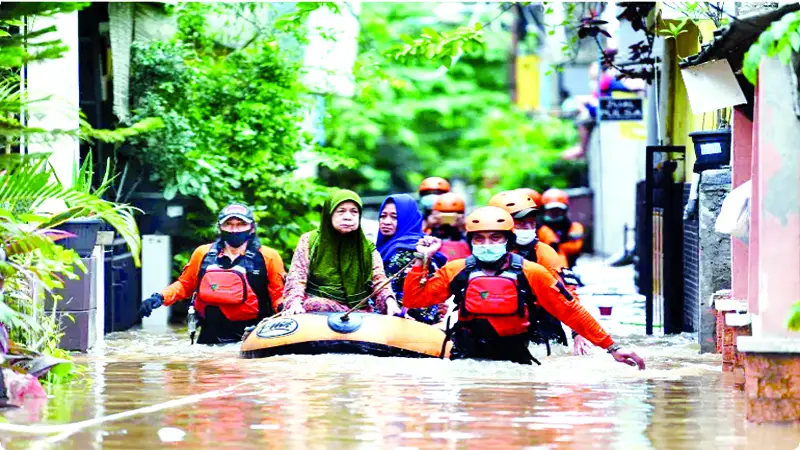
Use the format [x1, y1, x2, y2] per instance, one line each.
[541, 188, 569, 209]
[489, 191, 537, 218]
[419, 177, 451, 194]
[465, 206, 514, 232]
[515, 188, 542, 207]
[433, 192, 465, 213]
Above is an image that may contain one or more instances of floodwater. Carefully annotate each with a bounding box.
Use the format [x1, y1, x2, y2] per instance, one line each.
[3, 260, 800, 449]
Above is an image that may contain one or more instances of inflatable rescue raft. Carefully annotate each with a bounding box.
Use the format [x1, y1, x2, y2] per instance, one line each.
[240, 312, 453, 359]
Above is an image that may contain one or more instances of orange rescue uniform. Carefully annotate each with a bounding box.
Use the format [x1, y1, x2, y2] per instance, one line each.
[161, 243, 286, 314]
[403, 258, 613, 349]
[538, 222, 585, 268]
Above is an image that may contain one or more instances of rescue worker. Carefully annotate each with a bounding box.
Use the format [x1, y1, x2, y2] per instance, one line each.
[489, 190, 592, 356]
[515, 187, 542, 209]
[427, 192, 471, 261]
[418, 176, 451, 227]
[140, 203, 286, 344]
[403, 206, 645, 368]
[538, 188, 585, 268]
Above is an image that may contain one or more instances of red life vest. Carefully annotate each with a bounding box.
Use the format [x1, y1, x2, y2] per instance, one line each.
[439, 239, 472, 261]
[194, 247, 263, 322]
[451, 254, 531, 337]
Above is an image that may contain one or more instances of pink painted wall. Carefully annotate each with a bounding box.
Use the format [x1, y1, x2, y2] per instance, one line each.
[748, 82, 760, 315]
[752, 58, 800, 336]
[731, 109, 753, 301]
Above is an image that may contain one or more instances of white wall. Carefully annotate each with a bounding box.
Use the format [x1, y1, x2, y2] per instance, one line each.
[592, 120, 647, 256]
[24, 12, 80, 189]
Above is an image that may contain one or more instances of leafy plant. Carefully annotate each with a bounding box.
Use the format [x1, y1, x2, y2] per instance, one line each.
[787, 300, 800, 332]
[126, 4, 334, 262]
[743, 11, 800, 85]
[0, 2, 157, 384]
[389, 23, 486, 68]
[659, 18, 690, 41]
[322, 3, 580, 196]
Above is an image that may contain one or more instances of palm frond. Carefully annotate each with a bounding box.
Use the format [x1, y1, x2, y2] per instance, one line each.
[0, 153, 142, 266]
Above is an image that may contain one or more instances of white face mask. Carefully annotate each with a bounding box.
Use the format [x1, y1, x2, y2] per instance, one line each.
[472, 243, 506, 263]
[515, 229, 537, 246]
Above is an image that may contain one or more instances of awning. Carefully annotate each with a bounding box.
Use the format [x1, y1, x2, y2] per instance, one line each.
[680, 3, 800, 71]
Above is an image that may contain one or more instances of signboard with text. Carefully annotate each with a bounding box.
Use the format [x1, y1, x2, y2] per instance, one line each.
[599, 97, 644, 121]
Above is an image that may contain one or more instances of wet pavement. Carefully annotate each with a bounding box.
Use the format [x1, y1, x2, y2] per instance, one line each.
[3, 257, 800, 449]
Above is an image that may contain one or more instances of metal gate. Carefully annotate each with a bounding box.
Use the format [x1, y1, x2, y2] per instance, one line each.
[642, 146, 686, 335]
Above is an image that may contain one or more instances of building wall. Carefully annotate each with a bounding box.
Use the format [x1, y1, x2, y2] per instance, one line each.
[731, 109, 753, 300]
[698, 169, 732, 352]
[25, 12, 81, 189]
[664, 20, 718, 171]
[682, 183, 700, 332]
[750, 57, 800, 338]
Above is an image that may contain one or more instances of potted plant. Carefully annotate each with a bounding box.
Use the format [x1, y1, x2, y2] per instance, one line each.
[52, 153, 139, 259]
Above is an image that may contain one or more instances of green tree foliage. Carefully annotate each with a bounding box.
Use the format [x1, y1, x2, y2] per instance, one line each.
[0, 3, 156, 371]
[743, 11, 800, 85]
[126, 3, 329, 261]
[322, 3, 579, 196]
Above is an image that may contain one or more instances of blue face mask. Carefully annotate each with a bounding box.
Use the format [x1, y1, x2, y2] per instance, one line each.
[472, 243, 507, 263]
[514, 229, 537, 246]
[420, 194, 438, 210]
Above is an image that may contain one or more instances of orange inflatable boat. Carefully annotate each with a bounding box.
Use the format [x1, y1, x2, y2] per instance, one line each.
[240, 312, 452, 359]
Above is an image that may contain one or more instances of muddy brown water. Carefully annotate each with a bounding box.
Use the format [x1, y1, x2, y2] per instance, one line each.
[3, 326, 800, 450]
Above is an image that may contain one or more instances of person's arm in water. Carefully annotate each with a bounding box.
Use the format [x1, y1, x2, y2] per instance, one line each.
[558, 222, 585, 258]
[282, 233, 311, 314]
[141, 245, 209, 317]
[523, 262, 645, 369]
[160, 245, 210, 305]
[534, 242, 591, 355]
[524, 262, 608, 347]
[259, 247, 287, 313]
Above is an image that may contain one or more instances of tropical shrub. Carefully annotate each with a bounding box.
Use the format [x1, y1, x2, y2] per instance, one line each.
[0, 3, 158, 382]
[322, 3, 580, 196]
[126, 4, 336, 264]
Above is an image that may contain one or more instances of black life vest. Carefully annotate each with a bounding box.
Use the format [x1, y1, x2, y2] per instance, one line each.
[194, 243, 272, 321]
[450, 254, 533, 337]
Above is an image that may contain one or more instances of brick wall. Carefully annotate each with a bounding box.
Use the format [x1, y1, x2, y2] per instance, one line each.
[683, 183, 700, 332]
[743, 353, 800, 423]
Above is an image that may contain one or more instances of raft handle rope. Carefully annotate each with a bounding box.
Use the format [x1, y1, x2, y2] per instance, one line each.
[340, 257, 418, 322]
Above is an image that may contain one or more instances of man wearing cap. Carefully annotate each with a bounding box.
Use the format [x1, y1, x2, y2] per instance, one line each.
[140, 203, 286, 344]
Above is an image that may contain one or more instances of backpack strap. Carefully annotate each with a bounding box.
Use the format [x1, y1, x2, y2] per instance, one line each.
[449, 256, 478, 307]
[197, 244, 221, 281]
[507, 254, 530, 317]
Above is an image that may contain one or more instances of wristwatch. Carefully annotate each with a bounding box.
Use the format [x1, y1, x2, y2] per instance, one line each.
[413, 251, 426, 260]
[606, 343, 621, 354]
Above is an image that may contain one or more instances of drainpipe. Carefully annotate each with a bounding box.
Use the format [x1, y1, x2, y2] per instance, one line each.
[659, 37, 675, 145]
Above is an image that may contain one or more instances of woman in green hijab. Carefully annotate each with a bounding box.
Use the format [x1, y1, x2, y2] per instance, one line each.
[283, 189, 401, 315]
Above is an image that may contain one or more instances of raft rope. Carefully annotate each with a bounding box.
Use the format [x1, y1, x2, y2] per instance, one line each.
[340, 257, 419, 321]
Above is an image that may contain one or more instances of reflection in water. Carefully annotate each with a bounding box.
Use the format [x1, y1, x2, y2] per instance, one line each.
[3, 328, 800, 449]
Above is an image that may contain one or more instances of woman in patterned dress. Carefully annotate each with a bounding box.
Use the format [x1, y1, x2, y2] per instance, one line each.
[282, 189, 401, 315]
[376, 194, 448, 324]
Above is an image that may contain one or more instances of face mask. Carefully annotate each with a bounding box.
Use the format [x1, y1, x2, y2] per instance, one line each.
[221, 230, 251, 248]
[472, 244, 507, 263]
[543, 215, 567, 225]
[420, 194, 438, 210]
[515, 229, 537, 246]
